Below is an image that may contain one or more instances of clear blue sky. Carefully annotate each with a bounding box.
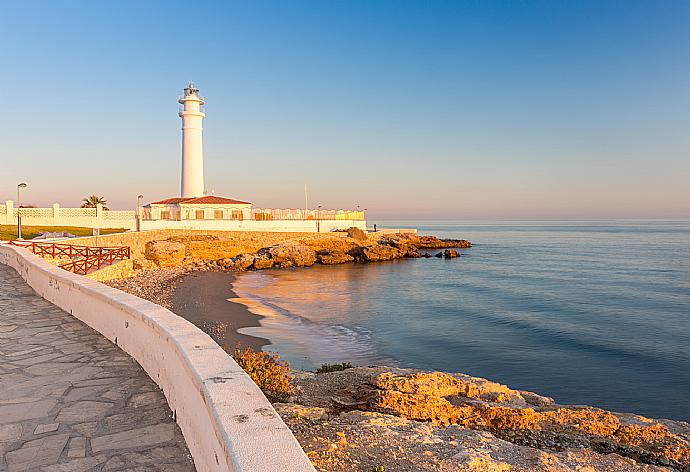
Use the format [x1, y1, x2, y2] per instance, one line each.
[1, 1, 689, 219]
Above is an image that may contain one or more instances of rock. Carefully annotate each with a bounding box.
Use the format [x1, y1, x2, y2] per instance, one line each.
[273, 403, 328, 421]
[281, 367, 675, 472]
[252, 253, 274, 270]
[315, 250, 355, 265]
[404, 245, 421, 258]
[346, 227, 368, 241]
[423, 252, 432, 258]
[220, 253, 254, 271]
[435, 252, 443, 258]
[144, 240, 186, 267]
[349, 243, 403, 262]
[257, 243, 317, 268]
[444, 249, 460, 258]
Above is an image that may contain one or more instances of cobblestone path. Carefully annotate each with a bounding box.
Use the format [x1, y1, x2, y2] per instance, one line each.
[0, 264, 195, 472]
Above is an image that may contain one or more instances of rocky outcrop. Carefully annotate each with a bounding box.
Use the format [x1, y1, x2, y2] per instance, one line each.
[315, 250, 355, 265]
[284, 367, 690, 471]
[257, 242, 317, 268]
[219, 254, 255, 271]
[252, 253, 274, 270]
[346, 227, 369, 241]
[349, 243, 404, 262]
[144, 233, 472, 272]
[144, 240, 186, 267]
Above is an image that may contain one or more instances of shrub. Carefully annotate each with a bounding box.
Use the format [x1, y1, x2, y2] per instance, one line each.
[316, 362, 354, 374]
[230, 342, 295, 402]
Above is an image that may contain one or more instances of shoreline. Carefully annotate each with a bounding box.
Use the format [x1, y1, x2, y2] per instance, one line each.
[171, 271, 269, 351]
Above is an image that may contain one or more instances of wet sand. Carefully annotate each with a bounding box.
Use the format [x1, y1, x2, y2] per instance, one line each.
[171, 271, 269, 351]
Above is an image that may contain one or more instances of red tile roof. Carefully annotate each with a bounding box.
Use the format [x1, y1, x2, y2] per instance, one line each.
[149, 196, 252, 205]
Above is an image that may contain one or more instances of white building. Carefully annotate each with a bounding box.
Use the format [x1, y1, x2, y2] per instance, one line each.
[145, 82, 254, 220]
[144, 196, 251, 221]
[140, 82, 367, 232]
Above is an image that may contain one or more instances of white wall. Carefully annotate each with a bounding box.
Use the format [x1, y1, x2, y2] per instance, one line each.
[0, 244, 315, 472]
[141, 218, 367, 232]
[2, 201, 136, 230]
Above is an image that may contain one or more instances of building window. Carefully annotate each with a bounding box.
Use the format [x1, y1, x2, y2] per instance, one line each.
[195, 210, 205, 220]
[161, 210, 171, 220]
[231, 210, 244, 221]
[214, 210, 224, 219]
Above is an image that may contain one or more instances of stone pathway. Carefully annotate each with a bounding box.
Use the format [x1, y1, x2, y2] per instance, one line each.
[0, 265, 195, 472]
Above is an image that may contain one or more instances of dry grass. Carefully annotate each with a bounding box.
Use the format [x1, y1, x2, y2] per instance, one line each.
[230, 343, 295, 402]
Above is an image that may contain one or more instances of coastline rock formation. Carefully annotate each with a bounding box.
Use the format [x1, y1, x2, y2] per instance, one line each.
[144, 240, 186, 267]
[130, 230, 473, 273]
[277, 367, 690, 471]
[205, 232, 470, 271]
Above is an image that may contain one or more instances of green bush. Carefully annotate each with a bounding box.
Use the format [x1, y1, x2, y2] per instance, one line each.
[230, 343, 295, 402]
[316, 362, 354, 374]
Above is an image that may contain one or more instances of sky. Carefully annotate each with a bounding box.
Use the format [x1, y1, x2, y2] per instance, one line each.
[1, 1, 689, 219]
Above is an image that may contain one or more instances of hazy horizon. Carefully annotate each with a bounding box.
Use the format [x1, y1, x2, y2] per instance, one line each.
[2, 1, 689, 220]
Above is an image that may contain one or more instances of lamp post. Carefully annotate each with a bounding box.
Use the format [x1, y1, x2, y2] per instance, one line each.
[136, 194, 143, 232]
[17, 182, 27, 239]
[317, 204, 322, 233]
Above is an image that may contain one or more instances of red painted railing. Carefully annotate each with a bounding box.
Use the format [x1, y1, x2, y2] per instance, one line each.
[8, 240, 130, 275]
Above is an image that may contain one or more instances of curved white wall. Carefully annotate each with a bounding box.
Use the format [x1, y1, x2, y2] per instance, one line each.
[0, 244, 315, 472]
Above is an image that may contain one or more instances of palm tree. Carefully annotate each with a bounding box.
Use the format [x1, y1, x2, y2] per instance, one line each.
[81, 195, 109, 210]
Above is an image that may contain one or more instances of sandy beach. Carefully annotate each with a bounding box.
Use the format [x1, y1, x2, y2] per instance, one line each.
[171, 271, 269, 351]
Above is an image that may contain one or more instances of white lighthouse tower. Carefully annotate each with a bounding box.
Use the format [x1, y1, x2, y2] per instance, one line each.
[179, 82, 205, 198]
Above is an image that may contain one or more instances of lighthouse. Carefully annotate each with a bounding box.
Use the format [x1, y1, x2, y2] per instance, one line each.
[179, 82, 205, 198]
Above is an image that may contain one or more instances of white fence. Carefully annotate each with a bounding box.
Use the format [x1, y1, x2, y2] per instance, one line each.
[1, 200, 367, 233]
[1, 201, 136, 230]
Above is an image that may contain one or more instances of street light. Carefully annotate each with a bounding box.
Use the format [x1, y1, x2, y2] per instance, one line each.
[136, 194, 144, 232]
[317, 204, 322, 233]
[17, 182, 27, 239]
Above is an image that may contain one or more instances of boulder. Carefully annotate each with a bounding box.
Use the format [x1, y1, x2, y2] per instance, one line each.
[347, 227, 369, 241]
[316, 250, 355, 265]
[144, 240, 186, 267]
[220, 253, 254, 271]
[435, 252, 443, 258]
[403, 245, 421, 258]
[422, 252, 432, 258]
[252, 253, 274, 270]
[349, 243, 403, 262]
[257, 243, 317, 268]
[444, 249, 460, 258]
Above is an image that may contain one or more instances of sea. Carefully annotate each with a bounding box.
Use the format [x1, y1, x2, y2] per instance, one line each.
[232, 220, 690, 421]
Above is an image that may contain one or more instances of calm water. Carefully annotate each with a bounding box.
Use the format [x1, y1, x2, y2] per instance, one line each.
[233, 220, 690, 421]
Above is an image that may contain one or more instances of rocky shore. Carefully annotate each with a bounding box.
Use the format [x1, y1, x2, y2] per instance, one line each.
[142, 229, 471, 271]
[277, 367, 690, 471]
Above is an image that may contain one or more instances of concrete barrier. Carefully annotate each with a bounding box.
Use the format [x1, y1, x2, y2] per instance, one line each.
[0, 243, 315, 472]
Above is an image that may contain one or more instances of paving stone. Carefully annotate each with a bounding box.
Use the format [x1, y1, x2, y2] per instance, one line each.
[34, 423, 60, 434]
[56, 401, 114, 423]
[67, 437, 86, 458]
[40, 455, 107, 472]
[91, 424, 176, 453]
[0, 399, 57, 424]
[5, 433, 69, 470]
[0, 423, 23, 442]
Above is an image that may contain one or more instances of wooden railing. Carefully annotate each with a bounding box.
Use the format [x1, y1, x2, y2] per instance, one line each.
[8, 240, 130, 275]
